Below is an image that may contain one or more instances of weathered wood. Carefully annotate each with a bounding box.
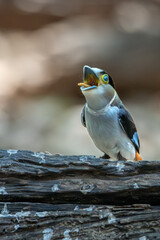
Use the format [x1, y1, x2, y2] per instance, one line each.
[0, 202, 160, 240]
[0, 149, 160, 239]
[0, 150, 160, 205]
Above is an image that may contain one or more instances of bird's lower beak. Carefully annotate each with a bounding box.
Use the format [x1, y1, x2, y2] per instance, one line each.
[78, 65, 99, 89]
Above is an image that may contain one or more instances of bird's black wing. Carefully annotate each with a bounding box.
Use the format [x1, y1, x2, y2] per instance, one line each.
[81, 104, 86, 127]
[118, 105, 140, 153]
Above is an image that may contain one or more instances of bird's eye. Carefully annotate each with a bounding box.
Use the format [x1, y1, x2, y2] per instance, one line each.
[102, 74, 109, 84]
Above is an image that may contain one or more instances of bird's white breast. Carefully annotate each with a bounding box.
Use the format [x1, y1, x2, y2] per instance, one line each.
[85, 104, 135, 160]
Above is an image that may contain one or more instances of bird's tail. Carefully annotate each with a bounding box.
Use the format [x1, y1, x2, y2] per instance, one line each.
[135, 151, 142, 161]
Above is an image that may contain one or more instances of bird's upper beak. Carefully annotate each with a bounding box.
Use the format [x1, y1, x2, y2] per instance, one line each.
[78, 65, 99, 91]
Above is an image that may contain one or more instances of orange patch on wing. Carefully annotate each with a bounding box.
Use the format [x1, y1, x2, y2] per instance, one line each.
[135, 151, 142, 161]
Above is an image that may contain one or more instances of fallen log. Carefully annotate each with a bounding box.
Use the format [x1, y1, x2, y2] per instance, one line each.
[0, 149, 160, 239]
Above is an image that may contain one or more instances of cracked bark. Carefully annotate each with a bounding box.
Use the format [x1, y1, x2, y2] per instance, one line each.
[0, 149, 160, 239]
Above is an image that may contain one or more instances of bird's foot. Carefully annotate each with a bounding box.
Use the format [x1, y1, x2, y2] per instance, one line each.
[101, 153, 110, 159]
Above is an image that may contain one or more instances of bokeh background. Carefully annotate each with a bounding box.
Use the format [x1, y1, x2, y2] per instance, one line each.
[0, 0, 160, 160]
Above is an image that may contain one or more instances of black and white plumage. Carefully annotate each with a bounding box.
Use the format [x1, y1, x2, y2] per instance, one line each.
[78, 65, 142, 161]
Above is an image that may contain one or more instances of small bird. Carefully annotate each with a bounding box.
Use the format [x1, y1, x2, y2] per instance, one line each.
[78, 65, 142, 161]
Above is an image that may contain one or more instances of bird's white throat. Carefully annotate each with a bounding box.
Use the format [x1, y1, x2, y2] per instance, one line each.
[82, 84, 115, 111]
[86, 91, 117, 116]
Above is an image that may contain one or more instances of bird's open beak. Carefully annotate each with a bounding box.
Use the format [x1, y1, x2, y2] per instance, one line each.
[78, 65, 99, 91]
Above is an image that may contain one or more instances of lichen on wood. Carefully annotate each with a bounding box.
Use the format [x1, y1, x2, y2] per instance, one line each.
[0, 149, 160, 239]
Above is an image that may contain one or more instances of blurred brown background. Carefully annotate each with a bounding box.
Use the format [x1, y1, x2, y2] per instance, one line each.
[0, 0, 160, 160]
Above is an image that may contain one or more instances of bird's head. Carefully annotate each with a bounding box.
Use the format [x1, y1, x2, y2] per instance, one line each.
[78, 65, 116, 110]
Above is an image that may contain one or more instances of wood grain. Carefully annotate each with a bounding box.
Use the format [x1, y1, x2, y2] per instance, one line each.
[0, 150, 160, 205]
[0, 203, 160, 240]
[0, 149, 160, 239]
